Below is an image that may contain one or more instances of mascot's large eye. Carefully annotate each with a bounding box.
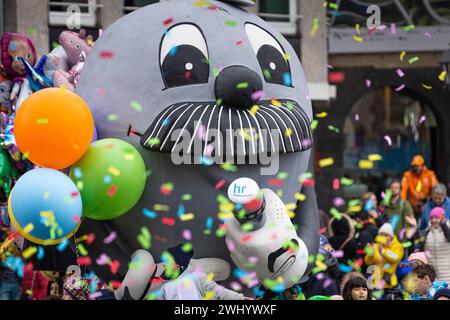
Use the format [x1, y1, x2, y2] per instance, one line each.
[245, 23, 292, 87]
[160, 24, 209, 88]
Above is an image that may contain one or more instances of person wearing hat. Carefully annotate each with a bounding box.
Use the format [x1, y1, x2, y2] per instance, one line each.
[401, 155, 438, 220]
[424, 207, 450, 284]
[364, 223, 404, 290]
[408, 252, 428, 266]
[420, 183, 450, 232]
[158, 244, 247, 300]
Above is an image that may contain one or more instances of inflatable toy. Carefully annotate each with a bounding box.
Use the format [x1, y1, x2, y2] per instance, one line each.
[75, 0, 319, 296]
[8, 168, 82, 245]
[14, 88, 94, 169]
[69, 138, 147, 220]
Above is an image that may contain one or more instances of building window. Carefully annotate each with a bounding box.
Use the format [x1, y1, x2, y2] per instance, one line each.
[342, 87, 438, 196]
[257, 0, 298, 35]
[124, 0, 163, 14]
[49, 0, 99, 27]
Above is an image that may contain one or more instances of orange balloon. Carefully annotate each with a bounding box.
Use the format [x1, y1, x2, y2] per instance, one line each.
[15, 88, 94, 169]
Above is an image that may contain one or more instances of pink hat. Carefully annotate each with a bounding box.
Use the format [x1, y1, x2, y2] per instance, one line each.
[408, 252, 428, 265]
[430, 207, 445, 219]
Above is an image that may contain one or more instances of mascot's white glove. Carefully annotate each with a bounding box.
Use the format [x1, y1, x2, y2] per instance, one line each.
[115, 250, 231, 300]
[225, 178, 309, 291]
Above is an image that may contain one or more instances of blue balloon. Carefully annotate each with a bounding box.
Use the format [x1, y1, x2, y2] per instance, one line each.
[8, 168, 82, 245]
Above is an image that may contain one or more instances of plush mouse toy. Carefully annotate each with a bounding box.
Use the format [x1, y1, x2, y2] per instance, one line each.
[76, 0, 319, 298]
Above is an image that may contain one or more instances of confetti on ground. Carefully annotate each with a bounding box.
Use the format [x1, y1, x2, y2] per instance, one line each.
[422, 84, 432, 90]
[400, 51, 406, 62]
[319, 158, 334, 168]
[439, 71, 447, 81]
[316, 112, 328, 118]
[396, 69, 404, 77]
[404, 24, 415, 32]
[395, 84, 405, 92]
[353, 36, 363, 43]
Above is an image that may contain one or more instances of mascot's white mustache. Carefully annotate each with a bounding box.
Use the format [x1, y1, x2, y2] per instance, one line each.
[140, 100, 313, 158]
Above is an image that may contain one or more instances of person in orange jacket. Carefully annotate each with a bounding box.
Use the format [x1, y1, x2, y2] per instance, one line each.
[401, 155, 438, 219]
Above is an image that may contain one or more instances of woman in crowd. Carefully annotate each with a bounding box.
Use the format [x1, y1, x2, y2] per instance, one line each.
[424, 207, 450, 284]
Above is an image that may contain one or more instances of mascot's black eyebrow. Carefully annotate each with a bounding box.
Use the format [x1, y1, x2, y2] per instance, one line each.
[158, 22, 210, 90]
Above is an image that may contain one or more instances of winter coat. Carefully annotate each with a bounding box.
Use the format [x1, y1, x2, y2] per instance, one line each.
[420, 197, 450, 231]
[401, 166, 438, 208]
[364, 236, 404, 289]
[328, 214, 357, 263]
[425, 220, 450, 284]
[382, 197, 415, 235]
[20, 270, 49, 300]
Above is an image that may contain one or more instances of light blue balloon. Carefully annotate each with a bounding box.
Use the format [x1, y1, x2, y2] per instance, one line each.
[9, 168, 82, 245]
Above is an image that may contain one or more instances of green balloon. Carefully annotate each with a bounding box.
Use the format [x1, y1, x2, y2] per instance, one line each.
[70, 138, 147, 220]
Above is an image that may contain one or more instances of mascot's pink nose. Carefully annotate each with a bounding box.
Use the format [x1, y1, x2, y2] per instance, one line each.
[214, 65, 263, 109]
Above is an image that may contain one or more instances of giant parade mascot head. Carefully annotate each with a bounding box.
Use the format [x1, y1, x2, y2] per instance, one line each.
[77, 0, 319, 298]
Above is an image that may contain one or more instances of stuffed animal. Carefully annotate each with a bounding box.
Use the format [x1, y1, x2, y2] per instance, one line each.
[56, 30, 93, 91]
[44, 46, 70, 81]
[59, 29, 93, 67]
[76, 0, 319, 298]
[53, 69, 76, 92]
[0, 32, 37, 101]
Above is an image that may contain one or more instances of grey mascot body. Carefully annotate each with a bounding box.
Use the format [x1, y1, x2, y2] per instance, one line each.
[76, 0, 319, 299]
